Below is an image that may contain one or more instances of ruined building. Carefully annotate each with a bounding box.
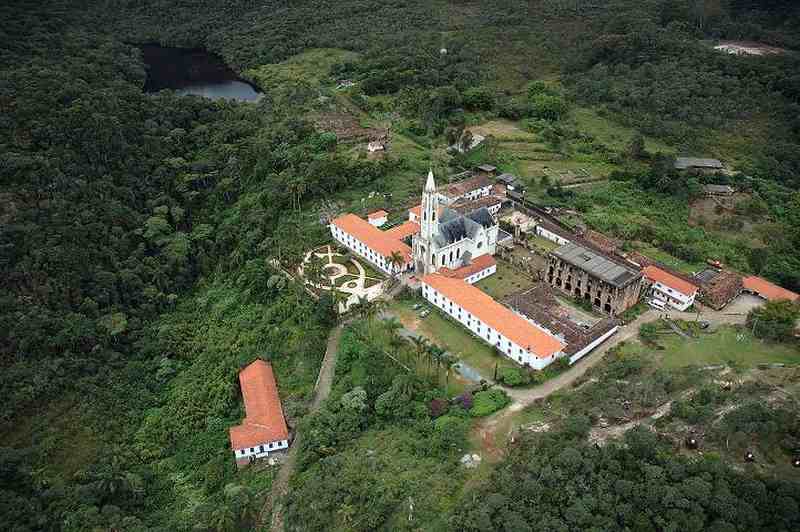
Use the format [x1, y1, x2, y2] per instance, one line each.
[546, 242, 643, 316]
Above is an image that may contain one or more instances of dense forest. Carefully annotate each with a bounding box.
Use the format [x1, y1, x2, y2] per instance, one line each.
[2, 0, 800, 530]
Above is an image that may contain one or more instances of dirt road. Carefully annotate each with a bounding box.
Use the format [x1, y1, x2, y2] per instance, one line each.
[473, 305, 752, 457]
[257, 324, 343, 532]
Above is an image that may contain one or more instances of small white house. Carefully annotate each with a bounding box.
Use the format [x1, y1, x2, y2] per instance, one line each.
[643, 266, 698, 312]
[367, 210, 388, 227]
[367, 141, 386, 153]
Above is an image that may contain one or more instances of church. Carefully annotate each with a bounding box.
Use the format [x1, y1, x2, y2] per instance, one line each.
[330, 170, 499, 282]
[411, 170, 499, 281]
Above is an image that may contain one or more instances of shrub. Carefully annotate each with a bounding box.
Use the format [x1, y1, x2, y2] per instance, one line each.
[429, 398, 449, 418]
[469, 389, 511, 417]
[431, 415, 470, 454]
[498, 367, 531, 387]
[457, 391, 473, 411]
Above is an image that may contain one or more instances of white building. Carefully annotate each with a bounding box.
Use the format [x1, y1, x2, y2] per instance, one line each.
[367, 141, 386, 153]
[330, 213, 413, 276]
[421, 274, 565, 370]
[643, 265, 698, 311]
[367, 210, 388, 227]
[412, 170, 499, 277]
[437, 174, 494, 205]
[229, 360, 290, 467]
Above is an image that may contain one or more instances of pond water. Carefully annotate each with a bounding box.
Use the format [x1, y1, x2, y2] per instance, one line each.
[139, 44, 262, 102]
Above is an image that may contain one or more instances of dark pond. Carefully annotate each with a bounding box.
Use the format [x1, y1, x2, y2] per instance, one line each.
[139, 44, 262, 102]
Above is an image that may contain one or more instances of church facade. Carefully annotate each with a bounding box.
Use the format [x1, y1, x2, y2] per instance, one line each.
[412, 170, 498, 277]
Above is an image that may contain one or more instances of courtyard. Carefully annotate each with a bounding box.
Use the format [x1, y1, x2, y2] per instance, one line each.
[300, 245, 385, 311]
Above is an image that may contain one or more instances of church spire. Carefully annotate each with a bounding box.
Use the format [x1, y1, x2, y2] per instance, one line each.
[425, 168, 436, 192]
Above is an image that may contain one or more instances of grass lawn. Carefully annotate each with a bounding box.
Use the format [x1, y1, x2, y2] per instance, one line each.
[475, 261, 535, 300]
[571, 106, 675, 154]
[630, 242, 706, 275]
[388, 300, 517, 380]
[527, 235, 559, 253]
[632, 326, 799, 369]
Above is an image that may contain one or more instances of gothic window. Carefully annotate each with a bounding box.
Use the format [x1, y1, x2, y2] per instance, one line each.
[477, 241, 483, 249]
[449, 250, 453, 262]
[441, 255, 445, 266]
[456, 248, 461, 258]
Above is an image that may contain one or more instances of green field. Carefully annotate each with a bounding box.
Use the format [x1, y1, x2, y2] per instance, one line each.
[627, 325, 799, 369]
[245, 48, 359, 90]
[474, 262, 535, 300]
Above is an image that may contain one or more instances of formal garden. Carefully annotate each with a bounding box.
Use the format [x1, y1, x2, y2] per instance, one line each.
[299, 245, 385, 310]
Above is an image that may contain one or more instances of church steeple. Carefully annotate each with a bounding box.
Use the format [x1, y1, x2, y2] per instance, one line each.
[421, 168, 438, 241]
[425, 168, 436, 192]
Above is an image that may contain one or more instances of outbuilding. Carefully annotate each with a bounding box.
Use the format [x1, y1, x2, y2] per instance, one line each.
[229, 360, 290, 467]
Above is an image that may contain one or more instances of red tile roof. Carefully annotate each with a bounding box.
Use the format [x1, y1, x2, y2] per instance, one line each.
[384, 220, 420, 240]
[742, 276, 799, 302]
[422, 273, 565, 359]
[409, 205, 421, 219]
[229, 360, 289, 451]
[643, 265, 698, 297]
[332, 214, 412, 263]
[368, 210, 388, 219]
[439, 255, 496, 280]
[440, 175, 491, 198]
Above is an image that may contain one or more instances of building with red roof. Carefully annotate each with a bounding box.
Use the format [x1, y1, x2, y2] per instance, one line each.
[330, 213, 413, 275]
[421, 273, 565, 370]
[367, 210, 388, 227]
[742, 276, 799, 303]
[643, 265, 699, 311]
[438, 255, 497, 284]
[229, 360, 290, 466]
[383, 220, 420, 241]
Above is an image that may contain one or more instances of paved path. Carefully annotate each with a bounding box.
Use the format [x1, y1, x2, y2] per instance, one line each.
[258, 324, 344, 532]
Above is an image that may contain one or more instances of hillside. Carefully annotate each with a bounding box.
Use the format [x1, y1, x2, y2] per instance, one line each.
[1, 0, 800, 530]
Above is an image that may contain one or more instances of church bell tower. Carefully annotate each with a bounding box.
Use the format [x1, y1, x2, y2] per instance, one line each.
[414, 169, 439, 274]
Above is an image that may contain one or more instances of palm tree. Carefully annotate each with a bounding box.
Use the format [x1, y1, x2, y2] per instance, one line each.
[388, 250, 405, 277]
[428, 344, 445, 382]
[408, 336, 429, 375]
[443, 354, 457, 392]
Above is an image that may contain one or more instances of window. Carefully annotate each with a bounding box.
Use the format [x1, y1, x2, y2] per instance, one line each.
[269, 442, 274, 448]
[240, 449, 245, 455]
[250, 447, 254, 453]
[260, 445, 264, 452]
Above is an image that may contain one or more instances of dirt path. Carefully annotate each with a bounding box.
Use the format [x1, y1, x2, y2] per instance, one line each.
[257, 324, 343, 532]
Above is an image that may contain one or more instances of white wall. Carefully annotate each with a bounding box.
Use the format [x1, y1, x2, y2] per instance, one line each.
[568, 326, 619, 365]
[464, 264, 497, 284]
[235, 438, 289, 460]
[536, 226, 571, 246]
[368, 216, 387, 227]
